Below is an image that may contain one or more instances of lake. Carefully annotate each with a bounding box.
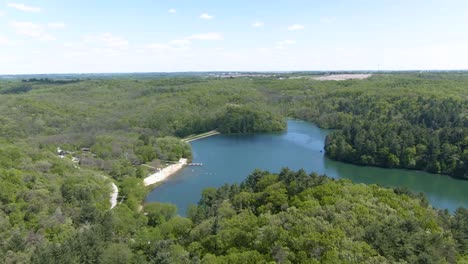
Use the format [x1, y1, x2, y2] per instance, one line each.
[146, 120, 468, 215]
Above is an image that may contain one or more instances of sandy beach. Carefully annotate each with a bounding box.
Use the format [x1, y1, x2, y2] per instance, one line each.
[314, 74, 372, 81]
[143, 158, 188, 186]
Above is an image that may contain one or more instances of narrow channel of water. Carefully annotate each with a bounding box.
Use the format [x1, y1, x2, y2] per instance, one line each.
[146, 120, 468, 215]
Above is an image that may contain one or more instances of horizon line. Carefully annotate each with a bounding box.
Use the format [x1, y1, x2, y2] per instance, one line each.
[2, 69, 468, 77]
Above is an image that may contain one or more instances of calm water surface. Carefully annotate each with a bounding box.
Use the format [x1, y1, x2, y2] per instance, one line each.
[146, 120, 468, 215]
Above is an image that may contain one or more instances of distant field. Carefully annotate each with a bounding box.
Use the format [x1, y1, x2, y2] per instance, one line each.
[314, 74, 372, 81]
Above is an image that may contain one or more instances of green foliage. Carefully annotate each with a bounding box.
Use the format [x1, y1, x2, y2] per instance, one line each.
[0, 73, 467, 262]
[218, 105, 286, 133]
[100, 243, 134, 264]
[0, 140, 111, 262]
[273, 75, 467, 179]
[242, 73, 468, 178]
[183, 169, 461, 263]
[118, 176, 147, 211]
[0, 84, 32, 94]
[144, 202, 177, 226]
[452, 208, 468, 255]
[324, 113, 466, 178]
[156, 137, 192, 161]
[1, 74, 465, 178]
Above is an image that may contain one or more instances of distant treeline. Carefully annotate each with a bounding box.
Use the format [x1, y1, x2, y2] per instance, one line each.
[21, 78, 82, 84]
[0, 85, 32, 94]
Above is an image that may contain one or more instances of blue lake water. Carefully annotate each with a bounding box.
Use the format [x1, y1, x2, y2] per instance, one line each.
[146, 120, 468, 215]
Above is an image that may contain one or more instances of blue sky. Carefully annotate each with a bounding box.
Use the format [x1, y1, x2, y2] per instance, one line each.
[0, 0, 467, 74]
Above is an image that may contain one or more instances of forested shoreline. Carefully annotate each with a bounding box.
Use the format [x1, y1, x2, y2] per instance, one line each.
[273, 74, 467, 179]
[321, 85, 467, 178]
[26, 169, 468, 263]
[0, 73, 467, 262]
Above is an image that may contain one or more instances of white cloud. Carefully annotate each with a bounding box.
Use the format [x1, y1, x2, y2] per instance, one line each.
[84, 33, 129, 50]
[63, 33, 129, 57]
[283, 40, 296, 45]
[63, 42, 82, 48]
[146, 41, 192, 53]
[7, 3, 41, 13]
[187, 32, 223, 41]
[148, 38, 187, 52]
[168, 9, 176, 14]
[147, 43, 170, 50]
[147, 32, 223, 52]
[48, 23, 66, 29]
[199, 13, 214, 20]
[320, 17, 336, 24]
[276, 40, 296, 49]
[147, 43, 175, 52]
[287, 24, 305, 31]
[61, 33, 131, 57]
[170, 39, 191, 46]
[10, 21, 55, 41]
[252, 21, 264, 28]
[63, 51, 89, 58]
[0, 36, 10, 45]
[91, 47, 122, 57]
[0, 10, 5, 16]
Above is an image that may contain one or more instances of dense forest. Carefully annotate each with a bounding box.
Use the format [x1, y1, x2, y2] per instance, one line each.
[218, 105, 286, 134]
[27, 170, 468, 263]
[269, 74, 467, 179]
[0, 73, 467, 262]
[317, 78, 467, 178]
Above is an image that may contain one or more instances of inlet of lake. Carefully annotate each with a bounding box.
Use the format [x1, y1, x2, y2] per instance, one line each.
[146, 120, 468, 215]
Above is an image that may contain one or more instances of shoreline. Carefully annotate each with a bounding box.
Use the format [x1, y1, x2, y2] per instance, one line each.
[143, 158, 188, 186]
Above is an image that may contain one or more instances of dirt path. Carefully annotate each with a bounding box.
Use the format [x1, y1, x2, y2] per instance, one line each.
[110, 183, 118, 209]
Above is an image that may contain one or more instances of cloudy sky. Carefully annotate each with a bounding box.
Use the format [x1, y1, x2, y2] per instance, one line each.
[0, 0, 467, 74]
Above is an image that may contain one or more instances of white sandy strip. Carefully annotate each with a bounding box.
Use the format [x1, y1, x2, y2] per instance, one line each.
[143, 158, 188, 186]
[314, 74, 372, 81]
[110, 183, 119, 209]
